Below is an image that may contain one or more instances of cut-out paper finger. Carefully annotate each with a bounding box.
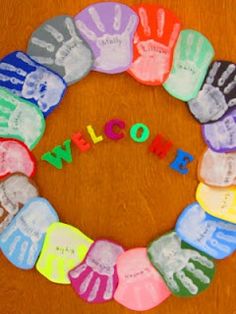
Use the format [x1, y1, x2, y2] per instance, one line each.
[27, 15, 94, 85]
[0, 197, 58, 269]
[0, 51, 66, 117]
[147, 231, 215, 297]
[114, 248, 171, 311]
[196, 183, 236, 223]
[0, 174, 38, 234]
[188, 61, 236, 123]
[202, 108, 236, 153]
[36, 222, 93, 284]
[163, 30, 214, 101]
[176, 202, 236, 259]
[0, 88, 45, 150]
[75, 2, 138, 74]
[198, 148, 236, 187]
[128, 4, 181, 85]
[69, 239, 124, 303]
[0, 138, 36, 178]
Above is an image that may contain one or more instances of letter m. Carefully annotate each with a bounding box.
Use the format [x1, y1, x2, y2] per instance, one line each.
[149, 134, 173, 159]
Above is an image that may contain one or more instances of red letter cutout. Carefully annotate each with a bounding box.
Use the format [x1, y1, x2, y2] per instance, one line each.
[149, 134, 173, 159]
[72, 132, 91, 152]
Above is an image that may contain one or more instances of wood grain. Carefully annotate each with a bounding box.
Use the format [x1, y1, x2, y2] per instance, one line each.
[0, 0, 236, 313]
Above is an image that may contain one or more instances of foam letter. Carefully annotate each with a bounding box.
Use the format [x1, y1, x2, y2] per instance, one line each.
[86, 125, 104, 144]
[130, 123, 150, 143]
[104, 119, 125, 140]
[170, 149, 194, 174]
[72, 132, 91, 152]
[149, 134, 173, 159]
[41, 139, 72, 169]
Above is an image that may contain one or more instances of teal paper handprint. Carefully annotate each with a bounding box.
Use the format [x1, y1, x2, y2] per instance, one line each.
[163, 30, 214, 101]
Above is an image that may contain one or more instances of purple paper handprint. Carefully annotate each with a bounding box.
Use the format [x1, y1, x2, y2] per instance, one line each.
[68, 239, 124, 303]
[202, 109, 236, 152]
[74, 2, 138, 74]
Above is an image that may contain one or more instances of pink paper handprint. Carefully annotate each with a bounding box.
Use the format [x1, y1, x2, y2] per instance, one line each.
[68, 239, 124, 303]
[128, 4, 181, 85]
[74, 2, 138, 74]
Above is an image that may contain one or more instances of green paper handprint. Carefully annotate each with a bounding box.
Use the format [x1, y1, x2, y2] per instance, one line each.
[163, 30, 214, 101]
[0, 88, 45, 150]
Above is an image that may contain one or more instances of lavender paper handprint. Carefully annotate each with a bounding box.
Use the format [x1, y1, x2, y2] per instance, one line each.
[74, 2, 138, 74]
[202, 109, 236, 152]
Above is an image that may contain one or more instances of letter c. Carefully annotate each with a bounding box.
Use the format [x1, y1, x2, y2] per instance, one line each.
[104, 119, 126, 140]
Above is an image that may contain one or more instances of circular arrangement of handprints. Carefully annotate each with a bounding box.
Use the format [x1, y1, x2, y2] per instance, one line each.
[0, 2, 236, 312]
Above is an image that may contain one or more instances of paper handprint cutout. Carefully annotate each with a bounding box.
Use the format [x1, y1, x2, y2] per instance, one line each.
[198, 148, 236, 187]
[164, 30, 214, 101]
[196, 183, 236, 223]
[128, 4, 181, 85]
[0, 88, 45, 149]
[148, 232, 215, 297]
[0, 174, 38, 234]
[36, 222, 93, 284]
[188, 61, 236, 123]
[202, 109, 236, 153]
[69, 239, 124, 303]
[75, 2, 138, 74]
[0, 51, 66, 117]
[0, 88, 45, 150]
[0, 138, 36, 179]
[176, 202, 236, 259]
[114, 248, 171, 311]
[27, 15, 94, 85]
[0, 197, 58, 269]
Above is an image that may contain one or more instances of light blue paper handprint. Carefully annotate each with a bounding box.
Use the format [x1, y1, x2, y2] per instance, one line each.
[0, 197, 59, 269]
[176, 202, 236, 259]
[0, 51, 66, 117]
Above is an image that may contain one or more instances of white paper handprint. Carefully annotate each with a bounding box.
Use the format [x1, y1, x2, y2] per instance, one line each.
[0, 174, 38, 233]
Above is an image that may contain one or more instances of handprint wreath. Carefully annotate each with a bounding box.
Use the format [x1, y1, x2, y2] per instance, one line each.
[0, 0, 236, 312]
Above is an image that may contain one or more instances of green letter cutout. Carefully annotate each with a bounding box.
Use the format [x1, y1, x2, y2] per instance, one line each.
[41, 139, 72, 169]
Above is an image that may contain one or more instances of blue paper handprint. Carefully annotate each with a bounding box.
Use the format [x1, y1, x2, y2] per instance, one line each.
[0, 197, 59, 269]
[0, 51, 66, 117]
[176, 202, 236, 259]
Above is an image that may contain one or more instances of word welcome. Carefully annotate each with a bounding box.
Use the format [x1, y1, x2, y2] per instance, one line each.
[41, 119, 194, 175]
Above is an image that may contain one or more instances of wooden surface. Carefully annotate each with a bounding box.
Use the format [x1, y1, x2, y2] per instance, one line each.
[0, 0, 236, 313]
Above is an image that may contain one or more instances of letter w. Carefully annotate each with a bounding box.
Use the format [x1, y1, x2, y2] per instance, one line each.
[41, 139, 72, 169]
